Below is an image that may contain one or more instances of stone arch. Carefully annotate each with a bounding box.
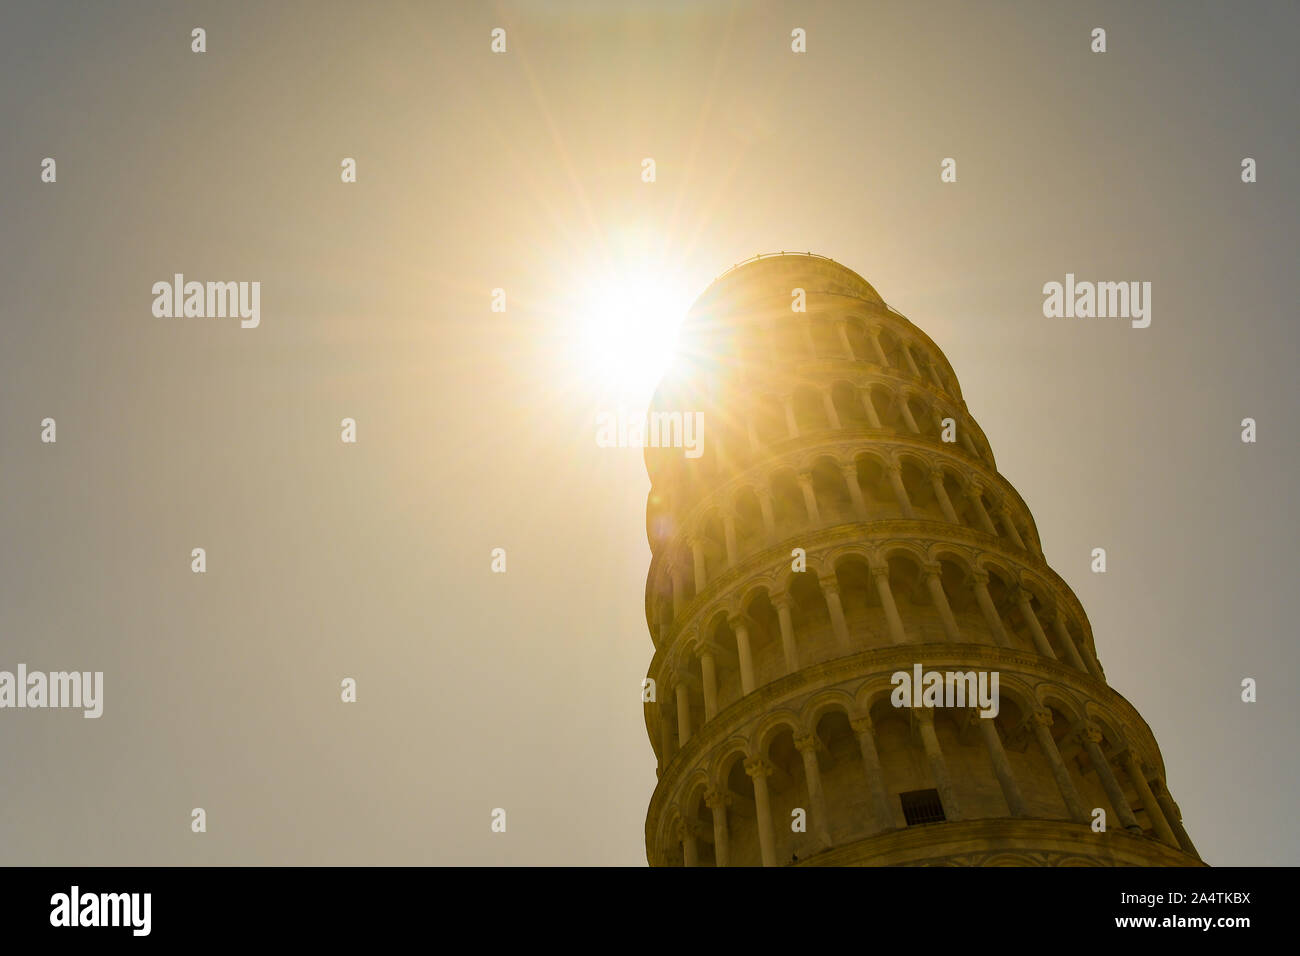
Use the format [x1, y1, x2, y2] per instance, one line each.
[769, 468, 808, 538]
[831, 379, 869, 428]
[792, 385, 829, 434]
[810, 454, 855, 525]
[731, 485, 764, 560]
[741, 587, 786, 692]
[851, 451, 902, 518]
[754, 710, 804, 757]
[809, 313, 839, 358]
[897, 450, 945, 523]
[876, 545, 929, 644]
[843, 315, 873, 363]
[753, 393, 786, 446]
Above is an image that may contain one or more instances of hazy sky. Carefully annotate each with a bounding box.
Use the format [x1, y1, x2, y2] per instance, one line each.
[1, 0, 1296, 865]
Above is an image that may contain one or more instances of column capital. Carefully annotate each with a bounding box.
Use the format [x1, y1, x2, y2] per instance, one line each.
[796, 470, 816, 485]
[968, 568, 990, 586]
[1076, 721, 1104, 745]
[770, 591, 793, 611]
[726, 613, 749, 633]
[692, 643, 716, 663]
[703, 788, 732, 810]
[743, 756, 773, 779]
[794, 733, 820, 755]
[910, 706, 936, 725]
[849, 716, 874, 736]
[1028, 708, 1054, 729]
[817, 573, 841, 594]
[965, 478, 985, 496]
[869, 563, 892, 580]
[884, 460, 903, 477]
[927, 465, 948, 483]
[920, 561, 943, 580]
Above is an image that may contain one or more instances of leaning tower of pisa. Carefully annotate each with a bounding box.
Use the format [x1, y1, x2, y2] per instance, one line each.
[641, 253, 1202, 867]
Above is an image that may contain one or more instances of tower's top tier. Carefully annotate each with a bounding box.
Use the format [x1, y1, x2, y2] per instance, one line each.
[687, 252, 886, 327]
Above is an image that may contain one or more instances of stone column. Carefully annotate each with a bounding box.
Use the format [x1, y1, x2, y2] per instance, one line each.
[872, 564, 908, 644]
[676, 819, 698, 867]
[730, 615, 756, 696]
[966, 481, 999, 535]
[929, 468, 960, 524]
[1121, 750, 1179, 848]
[797, 472, 821, 524]
[842, 463, 868, 520]
[822, 390, 842, 430]
[959, 427, 979, 458]
[772, 593, 799, 673]
[802, 318, 818, 358]
[1078, 722, 1140, 831]
[922, 562, 962, 642]
[1028, 709, 1087, 823]
[898, 397, 922, 435]
[1011, 586, 1057, 660]
[721, 512, 739, 567]
[885, 463, 915, 519]
[902, 344, 922, 378]
[819, 574, 852, 650]
[975, 714, 1028, 817]
[783, 396, 800, 438]
[1050, 612, 1088, 673]
[697, 647, 718, 722]
[755, 488, 777, 539]
[999, 507, 1027, 549]
[691, 538, 708, 593]
[670, 565, 685, 618]
[860, 388, 884, 428]
[1150, 778, 1199, 858]
[704, 789, 731, 867]
[795, 734, 833, 847]
[744, 757, 778, 867]
[659, 703, 676, 767]
[969, 570, 1011, 647]
[834, 317, 854, 358]
[851, 717, 896, 832]
[1064, 613, 1105, 680]
[914, 709, 960, 820]
[674, 680, 693, 745]
[867, 329, 889, 366]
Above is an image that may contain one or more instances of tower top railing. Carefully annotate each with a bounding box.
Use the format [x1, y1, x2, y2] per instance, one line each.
[709, 251, 843, 285]
[705, 250, 907, 317]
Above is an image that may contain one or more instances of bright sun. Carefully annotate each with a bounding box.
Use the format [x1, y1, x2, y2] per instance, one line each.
[577, 267, 693, 407]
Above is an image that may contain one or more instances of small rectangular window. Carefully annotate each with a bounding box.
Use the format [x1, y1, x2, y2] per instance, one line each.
[900, 789, 946, 826]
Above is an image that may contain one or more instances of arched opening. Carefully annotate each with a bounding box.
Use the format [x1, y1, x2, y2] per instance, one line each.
[810, 314, 839, 358]
[792, 386, 829, 434]
[770, 471, 807, 538]
[845, 316, 872, 363]
[832, 381, 868, 427]
[811, 457, 854, 525]
[732, 487, 764, 559]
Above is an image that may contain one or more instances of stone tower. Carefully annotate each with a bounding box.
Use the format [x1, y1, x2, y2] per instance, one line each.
[641, 253, 1202, 867]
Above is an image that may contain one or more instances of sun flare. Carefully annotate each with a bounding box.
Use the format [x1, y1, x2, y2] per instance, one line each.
[576, 266, 693, 407]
